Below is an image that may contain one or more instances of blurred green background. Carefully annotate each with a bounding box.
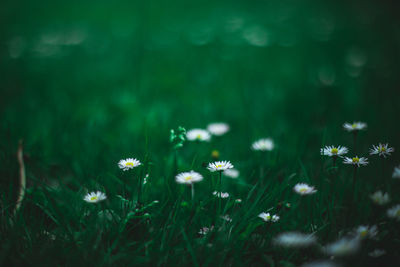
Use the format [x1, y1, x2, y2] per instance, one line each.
[1, 0, 400, 153]
[1, 0, 400, 265]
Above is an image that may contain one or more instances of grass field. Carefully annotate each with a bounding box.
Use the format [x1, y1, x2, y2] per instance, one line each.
[1, 0, 400, 266]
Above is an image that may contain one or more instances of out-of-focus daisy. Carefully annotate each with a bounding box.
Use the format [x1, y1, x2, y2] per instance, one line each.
[118, 158, 141, 171]
[207, 161, 234, 172]
[387, 204, 400, 221]
[207, 122, 230, 136]
[369, 143, 394, 158]
[273, 232, 317, 248]
[186, 129, 211, 142]
[213, 191, 230, 198]
[343, 122, 367, 132]
[175, 171, 203, 185]
[199, 226, 214, 235]
[271, 214, 280, 222]
[393, 165, 400, 178]
[368, 249, 386, 258]
[301, 261, 340, 267]
[211, 150, 220, 159]
[324, 237, 360, 257]
[221, 214, 232, 222]
[343, 156, 368, 167]
[258, 212, 280, 222]
[84, 191, 107, 203]
[252, 138, 274, 151]
[320, 145, 348, 157]
[43, 230, 56, 241]
[370, 191, 390, 205]
[294, 183, 317, 195]
[143, 174, 149, 185]
[223, 168, 239, 178]
[354, 225, 378, 240]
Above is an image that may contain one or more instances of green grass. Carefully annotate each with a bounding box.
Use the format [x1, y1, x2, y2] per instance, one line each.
[1, 0, 400, 266]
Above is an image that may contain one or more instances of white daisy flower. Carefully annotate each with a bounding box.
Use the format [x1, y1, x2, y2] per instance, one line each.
[343, 122, 367, 132]
[294, 183, 317, 195]
[84, 191, 107, 203]
[223, 168, 239, 178]
[393, 165, 400, 178]
[199, 226, 214, 235]
[175, 171, 204, 185]
[273, 232, 317, 248]
[343, 156, 368, 167]
[258, 212, 280, 222]
[213, 191, 230, 198]
[207, 122, 230, 136]
[252, 138, 274, 151]
[186, 129, 211, 142]
[320, 145, 348, 157]
[369, 143, 394, 158]
[354, 225, 378, 240]
[387, 204, 400, 221]
[118, 158, 141, 171]
[220, 214, 232, 222]
[370, 191, 390, 205]
[368, 249, 386, 258]
[207, 161, 234, 172]
[324, 237, 360, 257]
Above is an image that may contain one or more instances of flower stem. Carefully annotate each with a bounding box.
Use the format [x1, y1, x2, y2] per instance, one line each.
[352, 166, 358, 198]
[353, 131, 358, 153]
[382, 159, 388, 191]
[14, 140, 26, 217]
[191, 184, 195, 202]
[137, 173, 143, 205]
[347, 166, 358, 225]
[218, 171, 222, 220]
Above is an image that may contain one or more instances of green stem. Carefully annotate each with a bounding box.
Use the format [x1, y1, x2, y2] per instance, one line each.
[382, 159, 387, 191]
[191, 184, 195, 202]
[353, 131, 358, 153]
[137, 173, 143, 205]
[352, 166, 358, 199]
[347, 166, 358, 225]
[330, 156, 338, 197]
[218, 171, 222, 221]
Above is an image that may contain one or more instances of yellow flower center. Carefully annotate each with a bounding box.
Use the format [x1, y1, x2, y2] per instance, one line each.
[352, 123, 357, 128]
[266, 215, 271, 220]
[90, 196, 98, 201]
[396, 210, 400, 217]
[211, 150, 220, 159]
[215, 164, 222, 169]
[299, 188, 307, 193]
[184, 176, 192, 181]
[331, 148, 338, 154]
[352, 157, 359, 163]
[380, 147, 386, 152]
[196, 134, 202, 139]
[125, 162, 134, 167]
[360, 230, 368, 237]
